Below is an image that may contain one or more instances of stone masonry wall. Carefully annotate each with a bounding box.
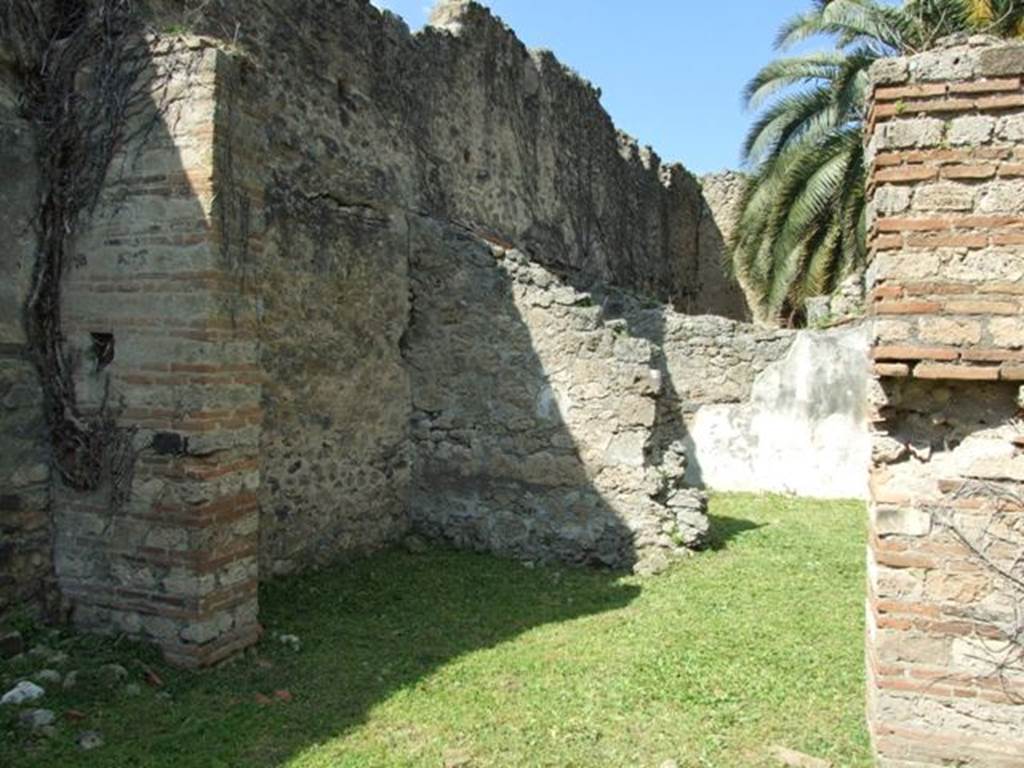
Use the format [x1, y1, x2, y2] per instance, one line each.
[598, 291, 871, 499]
[157, 0, 747, 574]
[50, 40, 262, 667]
[158, 0, 747, 317]
[405, 218, 708, 574]
[0, 54, 53, 619]
[865, 37, 1024, 767]
[697, 171, 752, 321]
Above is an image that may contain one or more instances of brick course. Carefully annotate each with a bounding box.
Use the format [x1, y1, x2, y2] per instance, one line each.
[866, 36, 1024, 768]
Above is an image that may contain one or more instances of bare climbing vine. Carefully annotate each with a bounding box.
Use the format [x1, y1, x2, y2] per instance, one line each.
[0, 0, 152, 493]
[930, 478, 1024, 704]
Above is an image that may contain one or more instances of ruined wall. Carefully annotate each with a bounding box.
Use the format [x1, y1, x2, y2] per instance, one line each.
[865, 37, 1024, 767]
[597, 293, 871, 499]
[49, 41, 262, 667]
[164, 0, 748, 572]
[0, 55, 53, 618]
[679, 324, 871, 499]
[697, 171, 751, 321]
[163, 0, 745, 317]
[405, 219, 707, 573]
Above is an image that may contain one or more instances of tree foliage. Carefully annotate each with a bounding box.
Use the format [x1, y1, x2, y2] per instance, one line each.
[733, 0, 1024, 324]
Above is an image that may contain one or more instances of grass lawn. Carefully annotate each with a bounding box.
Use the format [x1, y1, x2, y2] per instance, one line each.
[1, 494, 870, 767]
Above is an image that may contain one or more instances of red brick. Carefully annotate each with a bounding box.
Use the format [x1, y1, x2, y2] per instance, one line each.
[875, 363, 911, 378]
[901, 97, 977, 114]
[941, 164, 997, 180]
[905, 233, 988, 248]
[991, 233, 1024, 246]
[874, 300, 942, 315]
[944, 299, 1019, 315]
[962, 348, 1024, 362]
[870, 234, 904, 251]
[873, 345, 959, 361]
[949, 77, 1021, 95]
[998, 163, 1024, 177]
[901, 282, 973, 296]
[1001, 363, 1024, 380]
[874, 166, 938, 184]
[873, 153, 904, 168]
[872, 285, 905, 300]
[976, 93, 1024, 110]
[871, 103, 901, 120]
[914, 362, 1001, 380]
[959, 215, 1024, 228]
[877, 217, 950, 233]
[875, 83, 949, 101]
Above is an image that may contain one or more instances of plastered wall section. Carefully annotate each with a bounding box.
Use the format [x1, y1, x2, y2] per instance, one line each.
[598, 292, 871, 500]
[865, 37, 1024, 768]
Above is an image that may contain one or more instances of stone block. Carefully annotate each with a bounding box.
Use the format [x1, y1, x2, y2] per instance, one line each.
[874, 506, 932, 537]
[912, 183, 976, 212]
[881, 119, 946, 150]
[979, 44, 1024, 77]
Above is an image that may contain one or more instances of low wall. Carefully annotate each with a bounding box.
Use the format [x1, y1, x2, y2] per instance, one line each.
[600, 292, 872, 500]
[683, 325, 871, 499]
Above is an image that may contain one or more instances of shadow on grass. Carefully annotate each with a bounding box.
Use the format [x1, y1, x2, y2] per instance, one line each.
[2, 548, 640, 767]
[705, 514, 767, 552]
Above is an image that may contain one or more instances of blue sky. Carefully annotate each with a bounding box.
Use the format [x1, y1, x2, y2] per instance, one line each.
[370, 0, 821, 174]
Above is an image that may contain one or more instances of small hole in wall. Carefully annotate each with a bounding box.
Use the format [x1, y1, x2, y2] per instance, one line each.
[90, 332, 115, 371]
[463, 149, 472, 164]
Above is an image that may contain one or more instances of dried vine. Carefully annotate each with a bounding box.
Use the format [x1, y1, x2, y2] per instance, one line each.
[1, 0, 151, 491]
[930, 478, 1024, 704]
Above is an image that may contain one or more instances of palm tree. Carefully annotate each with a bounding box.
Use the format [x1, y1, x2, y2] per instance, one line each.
[732, 0, 1024, 324]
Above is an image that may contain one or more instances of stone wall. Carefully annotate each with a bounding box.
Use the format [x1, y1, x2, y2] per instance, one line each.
[49, 41, 262, 667]
[157, 0, 746, 318]
[697, 171, 751, 321]
[0, 0, 740, 654]
[598, 291, 871, 499]
[405, 218, 707, 573]
[679, 324, 871, 499]
[0, 55, 53, 618]
[865, 37, 1024, 767]
[164, 0, 749, 574]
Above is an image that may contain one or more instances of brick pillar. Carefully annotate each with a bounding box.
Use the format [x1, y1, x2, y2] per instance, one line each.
[865, 38, 1024, 766]
[54, 40, 261, 667]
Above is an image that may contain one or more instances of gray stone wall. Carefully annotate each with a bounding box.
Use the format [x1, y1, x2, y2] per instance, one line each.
[0, 57, 53, 618]
[697, 171, 751, 321]
[173, 0, 751, 571]
[156, 0, 746, 317]
[405, 218, 708, 573]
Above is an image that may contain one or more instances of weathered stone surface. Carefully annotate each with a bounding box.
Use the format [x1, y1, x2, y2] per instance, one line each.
[866, 37, 1024, 768]
[405, 221, 709, 570]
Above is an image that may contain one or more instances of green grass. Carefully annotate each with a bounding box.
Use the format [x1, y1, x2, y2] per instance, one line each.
[1, 494, 870, 767]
